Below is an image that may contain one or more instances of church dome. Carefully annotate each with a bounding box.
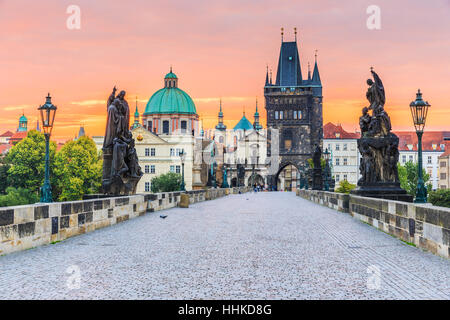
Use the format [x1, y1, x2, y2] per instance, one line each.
[233, 114, 253, 131]
[144, 69, 197, 115]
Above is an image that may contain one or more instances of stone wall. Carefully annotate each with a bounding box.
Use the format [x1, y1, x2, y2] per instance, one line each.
[296, 189, 450, 259]
[0, 187, 251, 256]
[296, 189, 350, 213]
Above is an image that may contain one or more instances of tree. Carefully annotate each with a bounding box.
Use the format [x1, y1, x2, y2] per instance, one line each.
[53, 136, 102, 201]
[0, 187, 39, 207]
[6, 130, 56, 195]
[151, 172, 182, 193]
[398, 161, 432, 197]
[0, 155, 11, 194]
[335, 180, 356, 194]
[428, 189, 450, 208]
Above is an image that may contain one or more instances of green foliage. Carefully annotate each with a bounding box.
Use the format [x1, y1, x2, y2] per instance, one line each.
[398, 161, 432, 196]
[53, 136, 102, 201]
[428, 189, 450, 208]
[0, 155, 10, 194]
[151, 172, 182, 193]
[0, 187, 39, 207]
[335, 180, 356, 194]
[307, 158, 326, 169]
[6, 130, 56, 194]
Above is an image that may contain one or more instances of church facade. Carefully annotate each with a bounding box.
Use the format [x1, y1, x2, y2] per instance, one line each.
[264, 30, 323, 190]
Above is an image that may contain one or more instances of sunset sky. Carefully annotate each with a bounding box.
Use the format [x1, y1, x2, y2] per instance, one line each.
[0, 0, 449, 141]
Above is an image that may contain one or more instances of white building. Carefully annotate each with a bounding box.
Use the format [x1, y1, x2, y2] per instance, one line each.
[323, 123, 360, 186]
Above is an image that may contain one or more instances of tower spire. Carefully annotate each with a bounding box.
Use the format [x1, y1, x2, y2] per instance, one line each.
[308, 62, 311, 81]
[281, 27, 284, 42]
[294, 27, 297, 41]
[253, 97, 262, 130]
[265, 64, 269, 86]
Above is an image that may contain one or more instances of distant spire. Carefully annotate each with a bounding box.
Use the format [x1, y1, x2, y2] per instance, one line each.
[253, 97, 262, 130]
[265, 65, 269, 86]
[281, 27, 284, 42]
[294, 27, 297, 42]
[270, 69, 273, 84]
[308, 62, 311, 81]
[170, 65, 172, 73]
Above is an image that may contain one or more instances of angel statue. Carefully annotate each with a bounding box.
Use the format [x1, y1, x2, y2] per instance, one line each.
[366, 69, 391, 136]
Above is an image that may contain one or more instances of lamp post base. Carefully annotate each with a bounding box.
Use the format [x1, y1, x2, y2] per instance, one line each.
[40, 182, 52, 203]
[414, 180, 428, 203]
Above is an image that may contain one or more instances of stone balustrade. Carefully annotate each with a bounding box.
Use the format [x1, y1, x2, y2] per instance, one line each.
[0, 187, 251, 256]
[297, 189, 450, 259]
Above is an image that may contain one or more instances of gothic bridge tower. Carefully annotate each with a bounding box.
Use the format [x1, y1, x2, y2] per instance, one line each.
[264, 28, 323, 190]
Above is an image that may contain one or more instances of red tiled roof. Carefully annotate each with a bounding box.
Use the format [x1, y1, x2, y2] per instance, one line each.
[439, 141, 450, 158]
[8, 131, 28, 144]
[323, 122, 360, 139]
[0, 130, 14, 137]
[0, 144, 11, 154]
[395, 131, 450, 152]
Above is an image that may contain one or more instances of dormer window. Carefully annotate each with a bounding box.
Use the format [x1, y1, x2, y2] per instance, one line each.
[432, 144, 437, 150]
[407, 144, 413, 151]
[335, 133, 340, 138]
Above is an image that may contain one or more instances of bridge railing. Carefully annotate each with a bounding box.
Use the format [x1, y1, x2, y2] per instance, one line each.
[0, 186, 251, 256]
[296, 189, 450, 259]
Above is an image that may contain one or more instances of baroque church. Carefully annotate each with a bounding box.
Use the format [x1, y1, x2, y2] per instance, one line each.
[264, 29, 323, 190]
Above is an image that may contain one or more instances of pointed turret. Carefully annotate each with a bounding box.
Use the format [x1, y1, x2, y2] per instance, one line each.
[215, 99, 226, 131]
[253, 98, 263, 131]
[275, 28, 302, 86]
[265, 65, 269, 86]
[312, 51, 321, 85]
[131, 97, 141, 129]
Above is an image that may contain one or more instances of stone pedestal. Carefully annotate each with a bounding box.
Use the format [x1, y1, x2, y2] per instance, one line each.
[312, 168, 323, 190]
[351, 183, 413, 202]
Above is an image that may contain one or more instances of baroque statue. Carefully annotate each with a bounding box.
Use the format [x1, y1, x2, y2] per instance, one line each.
[352, 69, 412, 202]
[102, 87, 143, 195]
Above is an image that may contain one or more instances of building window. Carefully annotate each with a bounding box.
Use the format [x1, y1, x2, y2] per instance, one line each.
[441, 173, 447, 180]
[409, 155, 414, 162]
[145, 182, 150, 192]
[176, 165, 181, 174]
[181, 120, 187, 133]
[145, 148, 150, 156]
[427, 156, 432, 164]
[335, 158, 340, 166]
[219, 136, 224, 143]
[441, 161, 446, 168]
[343, 158, 348, 166]
[275, 111, 279, 119]
[343, 144, 347, 151]
[402, 155, 406, 163]
[150, 148, 155, 156]
[145, 165, 150, 174]
[336, 144, 340, 151]
[163, 120, 169, 134]
[343, 174, 347, 181]
[336, 174, 340, 182]
[150, 165, 155, 174]
[170, 165, 175, 173]
[298, 110, 302, 119]
[170, 148, 175, 156]
[147, 121, 152, 131]
[293, 111, 297, 119]
[280, 111, 283, 119]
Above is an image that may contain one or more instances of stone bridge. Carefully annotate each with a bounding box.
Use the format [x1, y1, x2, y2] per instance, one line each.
[0, 191, 449, 299]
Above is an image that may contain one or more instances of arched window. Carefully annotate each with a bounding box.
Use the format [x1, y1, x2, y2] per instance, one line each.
[163, 120, 169, 134]
[275, 111, 279, 119]
[219, 136, 224, 144]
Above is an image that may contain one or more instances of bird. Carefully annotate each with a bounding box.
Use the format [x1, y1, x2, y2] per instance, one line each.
[160, 215, 168, 219]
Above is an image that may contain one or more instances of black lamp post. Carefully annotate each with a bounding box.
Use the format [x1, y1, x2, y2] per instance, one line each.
[409, 89, 430, 203]
[179, 150, 186, 191]
[38, 93, 57, 203]
[323, 148, 331, 191]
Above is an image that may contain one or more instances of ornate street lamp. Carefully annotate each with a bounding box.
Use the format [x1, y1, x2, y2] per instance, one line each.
[38, 93, 57, 203]
[179, 150, 186, 191]
[221, 163, 229, 188]
[323, 148, 331, 191]
[409, 89, 430, 203]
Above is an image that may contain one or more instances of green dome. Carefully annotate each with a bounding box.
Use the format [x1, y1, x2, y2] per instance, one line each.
[19, 115, 27, 122]
[144, 87, 196, 115]
[165, 72, 178, 79]
[233, 115, 253, 131]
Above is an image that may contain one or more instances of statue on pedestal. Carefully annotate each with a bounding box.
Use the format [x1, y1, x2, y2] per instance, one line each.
[312, 144, 323, 190]
[352, 69, 412, 202]
[102, 87, 143, 195]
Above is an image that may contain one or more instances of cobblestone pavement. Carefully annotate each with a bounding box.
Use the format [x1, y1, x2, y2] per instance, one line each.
[0, 192, 449, 300]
